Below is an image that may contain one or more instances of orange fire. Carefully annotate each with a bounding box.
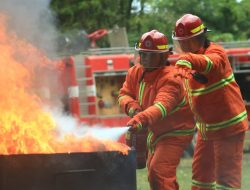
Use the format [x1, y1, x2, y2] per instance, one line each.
[0, 13, 129, 155]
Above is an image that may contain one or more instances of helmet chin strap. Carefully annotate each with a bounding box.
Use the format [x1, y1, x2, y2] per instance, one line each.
[194, 39, 209, 54]
[143, 64, 166, 72]
[189, 42, 205, 54]
[193, 48, 202, 54]
[142, 61, 167, 71]
[144, 67, 159, 72]
[193, 35, 208, 54]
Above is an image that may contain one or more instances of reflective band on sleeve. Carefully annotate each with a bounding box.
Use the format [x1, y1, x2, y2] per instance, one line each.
[118, 96, 124, 105]
[154, 102, 167, 118]
[137, 122, 143, 131]
[128, 108, 135, 117]
[192, 179, 216, 189]
[191, 24, 205, 34]
[176, 60, 192, 69]
[170, 97, 187, 114]
[191, 73, 235, 96]
[216, 184, 240, 190]
[203, 55, 213, 73]
[139, 82, 146, 106]
[68, 86, 79, 98]
[204, 110, 247, 131]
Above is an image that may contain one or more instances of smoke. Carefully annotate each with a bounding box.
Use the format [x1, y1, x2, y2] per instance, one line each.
[49, 108, 129, 142]
[79, 126, 129, 141]
[0, 0, 57, 57]
[0, 0, 67, 109]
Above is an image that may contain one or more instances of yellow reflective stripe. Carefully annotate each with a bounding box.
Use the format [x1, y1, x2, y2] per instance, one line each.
[139, 42, 168, 50]
[196, 122, 207, 139]
[139, 82, 146, 105]
[154, 102, 167, 118]
[216, 184, 240, 190]
[137, 122, 143, 130]
[152, 128, 195, 147]
[170, 97, 187, 114]
[185, 79, 194, 111]
[191, 24, 205, 34]
[185, 79, 208, 140]
[125, 131, 131, 140]
[176, 60, 192, 69]
[203, 55, 213, 73]
[191, 73, 235, 96]
[128, 108, 135, 117]
[192, 179, 216, 189]
[147, 131, 154, 154]
[205, 110, 247, 131]
[118, 96, 124, 105]
[147, 129, 195, 155]
[157, 44, 168, 50]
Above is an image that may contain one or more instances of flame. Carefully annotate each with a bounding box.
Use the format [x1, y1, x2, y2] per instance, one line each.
[0, 13, 129, 155]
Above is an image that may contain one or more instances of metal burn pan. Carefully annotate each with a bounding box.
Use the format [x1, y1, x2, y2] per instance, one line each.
[0, 150, 136, 190]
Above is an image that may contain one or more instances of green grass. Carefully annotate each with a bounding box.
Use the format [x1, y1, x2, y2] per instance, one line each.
[137, 153, 250, 190]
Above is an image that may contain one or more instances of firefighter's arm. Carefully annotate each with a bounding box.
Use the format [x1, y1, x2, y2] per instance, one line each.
[118, 70, 142, 117]
[176, 48, 225, 75]
[127, 79, 182, 131]
[118, 94, 141, 117]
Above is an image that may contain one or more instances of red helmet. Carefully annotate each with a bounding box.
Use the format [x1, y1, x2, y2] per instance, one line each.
[173, 14, 208, 40]
[135, 30, 169, 53]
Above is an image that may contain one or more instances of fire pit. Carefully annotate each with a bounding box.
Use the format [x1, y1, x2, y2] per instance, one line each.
[0, 150, 136, 190]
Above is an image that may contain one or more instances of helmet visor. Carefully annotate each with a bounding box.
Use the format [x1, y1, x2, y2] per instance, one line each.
[172, 32, 206, 53]
[134, 51, 168, 69]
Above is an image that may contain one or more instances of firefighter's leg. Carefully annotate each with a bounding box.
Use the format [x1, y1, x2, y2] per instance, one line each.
[147, 135, 193, 190]
[214, 132, 245, 190]
[192, 134, 216, 190]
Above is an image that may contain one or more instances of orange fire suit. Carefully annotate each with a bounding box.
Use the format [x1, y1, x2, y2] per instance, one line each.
[119, 64, 195, 190]
[176, 43, 248, 190]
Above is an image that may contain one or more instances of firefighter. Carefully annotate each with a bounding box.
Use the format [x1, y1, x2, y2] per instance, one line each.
[118, 29, 195, 190]
[172, 14, 248, 190]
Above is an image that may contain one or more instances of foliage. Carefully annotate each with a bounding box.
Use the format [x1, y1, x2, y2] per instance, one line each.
[50, 0, 134, 47]
[209, 33, 234, 42]
[50, 0, 250, 48]
[50, 0, 133, 31]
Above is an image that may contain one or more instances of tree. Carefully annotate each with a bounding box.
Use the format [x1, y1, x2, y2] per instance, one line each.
[50, 0, 250, 48]
[138, 0, 250, 42]
[50, 0, 133, 32]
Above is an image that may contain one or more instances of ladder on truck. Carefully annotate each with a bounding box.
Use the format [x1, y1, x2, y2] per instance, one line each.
[74, 54, 93, 117]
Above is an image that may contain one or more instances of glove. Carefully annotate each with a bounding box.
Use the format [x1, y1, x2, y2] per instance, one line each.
[174, 65, 192, 79]
[127, 102, 142, 118]
[174, 59, 193, 79]
[127, 117, 144, 132]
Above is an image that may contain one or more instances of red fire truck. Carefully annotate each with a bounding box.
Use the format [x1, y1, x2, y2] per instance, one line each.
[56, 43, 250, 149]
